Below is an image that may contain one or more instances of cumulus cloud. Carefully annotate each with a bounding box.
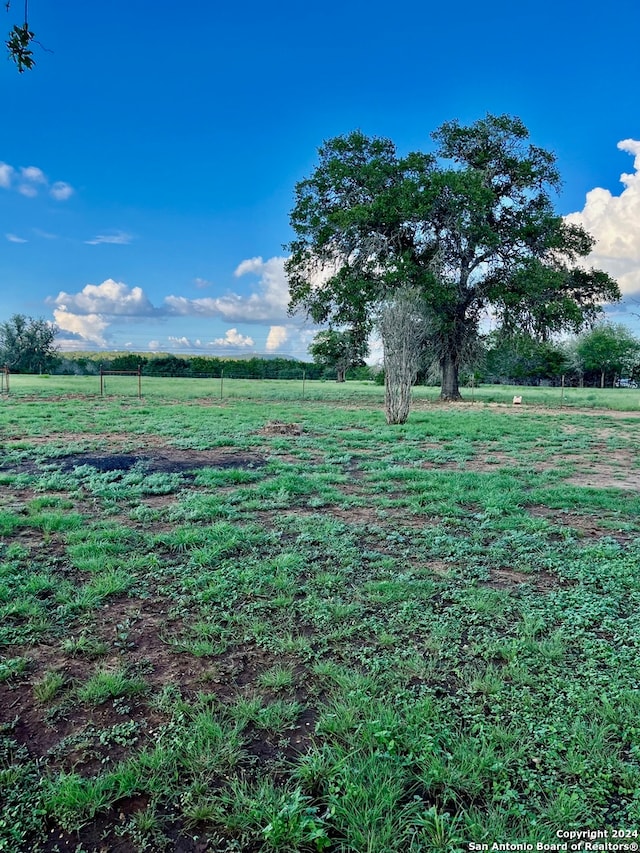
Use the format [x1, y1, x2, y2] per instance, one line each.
[85, 231, 133, 246]
[50, 181, 74, 201]
[265, 325, 289, 351]
[18, 166, 46, 196]
[50, 279, 154, 316]
[5, 233, 27, 243]
[213, 328, 255, 348]
[166, 331, 255, 351]
[21, 166, 46, 184]
[565, 140, 640, 298]
[48, 279, 157, 347]
[53, 308, 110, 346]
[0, 162, 74, 200]
[168, 336, 192, 349]
[165, 256, 292, 324]
[0, 163, 13, 188]
[18, 184, 38, 198]
[194, 277, 212, 289]
[45, 257, 313, 353]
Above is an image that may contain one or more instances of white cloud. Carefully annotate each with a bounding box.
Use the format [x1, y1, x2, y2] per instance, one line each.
[148, 340, 161, 350]
[194, 277, 212, 289]
[53, 308, 110, 346]
[0, 161, 74, 200]
[565, 140, 640, 297]
[21, 166, 47, 184]
[50, 279, 154, 316]
[18, 184, 39, 198]
[50, 181, 74, 201]
[168, 336, 192, 349]
[48, 280, 157, 346]
[0, 163, 13, 188]
[85, 231, 133, 246]
[5, 233, 27, 243]
[165, 256, 292, 324]
[212, 328, 255, 348]
[265, 325, 289, 351]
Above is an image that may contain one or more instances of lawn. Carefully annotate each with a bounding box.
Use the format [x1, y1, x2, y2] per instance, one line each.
[1, 380, 639, 851]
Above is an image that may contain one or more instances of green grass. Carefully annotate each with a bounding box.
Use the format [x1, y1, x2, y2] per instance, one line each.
[1, 378, 640, 850]
[76, 668, 148, 704]
[4, 371, 640, 410]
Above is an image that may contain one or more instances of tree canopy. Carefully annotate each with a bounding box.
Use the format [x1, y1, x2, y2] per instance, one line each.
[0, 314, 59, 373]
[308, 329, 368, 382]
[574, 323, 640, 387]
[483, 331, 569, 385]
[286, 115, 620, 411]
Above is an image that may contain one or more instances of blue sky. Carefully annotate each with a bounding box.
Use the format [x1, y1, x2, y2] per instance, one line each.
[1, 0, 639, 358]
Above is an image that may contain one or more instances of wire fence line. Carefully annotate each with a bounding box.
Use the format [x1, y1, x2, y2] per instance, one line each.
[3, 372, 640, 412]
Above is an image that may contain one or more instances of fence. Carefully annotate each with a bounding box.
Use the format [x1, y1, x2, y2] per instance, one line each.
[2, 371, 640, 412]
[93, 366, 320, 400]
[99, 366, 142, 398]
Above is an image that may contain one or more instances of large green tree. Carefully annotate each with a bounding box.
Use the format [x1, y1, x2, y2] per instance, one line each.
[286, 115, 620, 419]
[574, 323, 640, 387]
[0, 314, 59, 373]
[308, 329, 368, 382]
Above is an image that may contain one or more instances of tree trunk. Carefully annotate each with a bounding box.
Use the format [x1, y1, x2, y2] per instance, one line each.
[600, 370, 605, 389]
[336, 367, 346, 382]
[440, 351, 462, 401]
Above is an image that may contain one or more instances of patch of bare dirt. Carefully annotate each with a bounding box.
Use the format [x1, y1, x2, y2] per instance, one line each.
[563, 460, 640, 491]
[0, 592, 321, 789]
[484, 567, 566, 592]
[327, 505, 384, 524]
[527, 506, 638, 542]
[4, 431, 172, 449]
[464, 452, 558, 473]
[562, 425, 635, 442]
[266, 450, 324, 466]
[137, 492, 177, 508]
[259, 420, 303, 436]
[247, 502, 438, 533]
[427, 560, 454, 577]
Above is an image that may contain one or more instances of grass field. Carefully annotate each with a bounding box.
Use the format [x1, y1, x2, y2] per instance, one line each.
[4, 372, 640, 410]
[1, 379, 640, 851]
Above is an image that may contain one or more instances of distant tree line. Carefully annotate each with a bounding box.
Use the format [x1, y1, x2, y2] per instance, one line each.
[2, 313, 638, 389]
[56, 353, 326, 380]
[54, 352, 370, 381]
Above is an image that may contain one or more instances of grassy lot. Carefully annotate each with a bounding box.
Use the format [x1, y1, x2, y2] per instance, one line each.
[4, 372, 640, 410]
[1, 380, 640, 851]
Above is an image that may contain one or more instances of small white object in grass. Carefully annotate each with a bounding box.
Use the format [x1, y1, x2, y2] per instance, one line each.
[513, 396, 522, 405]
